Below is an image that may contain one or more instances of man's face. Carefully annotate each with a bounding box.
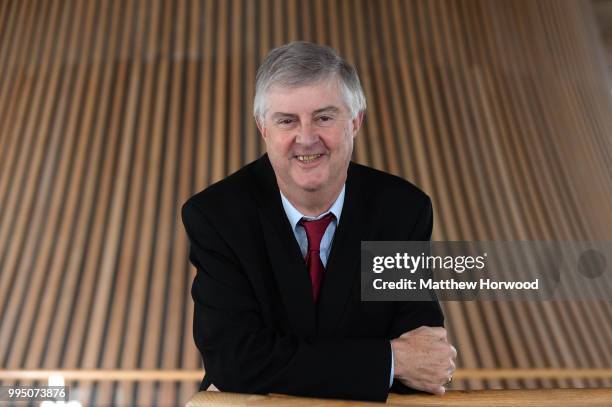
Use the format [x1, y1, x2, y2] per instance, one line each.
[258, 79, 363, 196]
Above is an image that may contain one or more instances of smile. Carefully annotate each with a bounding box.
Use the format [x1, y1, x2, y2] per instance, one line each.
[296, 154, 324, 163]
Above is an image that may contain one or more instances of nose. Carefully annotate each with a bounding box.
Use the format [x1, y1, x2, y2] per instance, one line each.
[295, 120, 319, 146]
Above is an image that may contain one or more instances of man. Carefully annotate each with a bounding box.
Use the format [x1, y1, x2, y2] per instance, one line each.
[181, 41, 456, 402]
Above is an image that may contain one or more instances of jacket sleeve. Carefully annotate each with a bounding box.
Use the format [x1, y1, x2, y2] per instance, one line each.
[182, 200, 392, 402]
[388, 196, 445, 394]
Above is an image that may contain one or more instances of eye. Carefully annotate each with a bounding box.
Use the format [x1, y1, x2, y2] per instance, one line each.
[315, 115, 335, 126]
[276, 118, 296, 128]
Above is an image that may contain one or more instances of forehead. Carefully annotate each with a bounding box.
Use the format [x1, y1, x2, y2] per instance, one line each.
[265, 80, 348, 116]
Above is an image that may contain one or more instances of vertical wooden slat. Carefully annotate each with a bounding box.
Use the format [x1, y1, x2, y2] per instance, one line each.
[176, 0, 203, 403]
[244, 0, 258, 164]
[351, 0, 384, 171]
[210, 0, 228, 183]
[227, 0, 243, 174]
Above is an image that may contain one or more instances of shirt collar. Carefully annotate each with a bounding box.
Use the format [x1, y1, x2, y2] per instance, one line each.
[280, 185, 345, 231]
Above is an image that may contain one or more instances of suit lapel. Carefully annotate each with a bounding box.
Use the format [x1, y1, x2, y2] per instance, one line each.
[317, 163, 365, 336]
[250, 155, 317, 339]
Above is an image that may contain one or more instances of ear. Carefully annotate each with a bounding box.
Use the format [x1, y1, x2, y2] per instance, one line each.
[256, 118, 266, 139]
[350, 111, 364, 137]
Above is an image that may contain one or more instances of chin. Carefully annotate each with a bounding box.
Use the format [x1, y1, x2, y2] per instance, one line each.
[292, 171, 328, 191]
[296, 181, 324, 192]
[293, 175, 327, 191]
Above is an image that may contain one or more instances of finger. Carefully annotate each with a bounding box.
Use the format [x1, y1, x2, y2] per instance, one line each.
[416, 381, 442, 395]
[437, 373, 451, 385]
[431, 385, 446, 396]
[441, 344, 456, 359]
[448, 359, 456, 373]
[429, 341, 454, 356]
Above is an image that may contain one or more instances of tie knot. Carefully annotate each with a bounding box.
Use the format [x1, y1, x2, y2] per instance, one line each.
[299, 213, 335, 252]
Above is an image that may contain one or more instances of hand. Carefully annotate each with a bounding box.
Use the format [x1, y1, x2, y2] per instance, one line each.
[391, 326, 457, 395]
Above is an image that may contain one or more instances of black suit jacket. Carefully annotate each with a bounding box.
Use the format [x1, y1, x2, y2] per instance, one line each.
[181, 154, 444, 402]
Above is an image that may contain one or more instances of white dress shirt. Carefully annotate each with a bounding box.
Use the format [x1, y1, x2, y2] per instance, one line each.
[279, 185, 394, 388]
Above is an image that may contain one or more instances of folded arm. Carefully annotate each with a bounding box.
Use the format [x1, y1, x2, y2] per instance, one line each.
[183, 200, 392, 401]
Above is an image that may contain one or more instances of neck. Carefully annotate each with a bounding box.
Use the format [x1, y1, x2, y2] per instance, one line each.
[279, 179, 345, 217]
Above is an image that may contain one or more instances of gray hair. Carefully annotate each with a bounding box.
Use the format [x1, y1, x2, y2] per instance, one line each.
[253, 41, 366, 123]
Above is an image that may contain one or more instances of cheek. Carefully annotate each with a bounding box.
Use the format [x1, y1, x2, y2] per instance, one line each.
[267, 135, 292, 155]
[331, 131, 354, 156]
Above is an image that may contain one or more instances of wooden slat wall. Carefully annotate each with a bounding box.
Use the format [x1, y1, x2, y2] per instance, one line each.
[1, 0, 611, 405]
[592, 0, 612, 75]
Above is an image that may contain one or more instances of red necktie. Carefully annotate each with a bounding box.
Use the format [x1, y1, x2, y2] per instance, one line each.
[299, 213, 335, 303]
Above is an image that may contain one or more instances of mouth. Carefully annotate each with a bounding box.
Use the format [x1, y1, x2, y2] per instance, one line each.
[295, 154, 325, 164]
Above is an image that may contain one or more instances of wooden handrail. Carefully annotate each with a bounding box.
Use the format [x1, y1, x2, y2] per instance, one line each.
[1, 369, 612, 382]
[454, 369, 612, 380]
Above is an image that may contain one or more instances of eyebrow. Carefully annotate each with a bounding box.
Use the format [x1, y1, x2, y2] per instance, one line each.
[270, 105, 341, 119]
[313, 106, 340, 115]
